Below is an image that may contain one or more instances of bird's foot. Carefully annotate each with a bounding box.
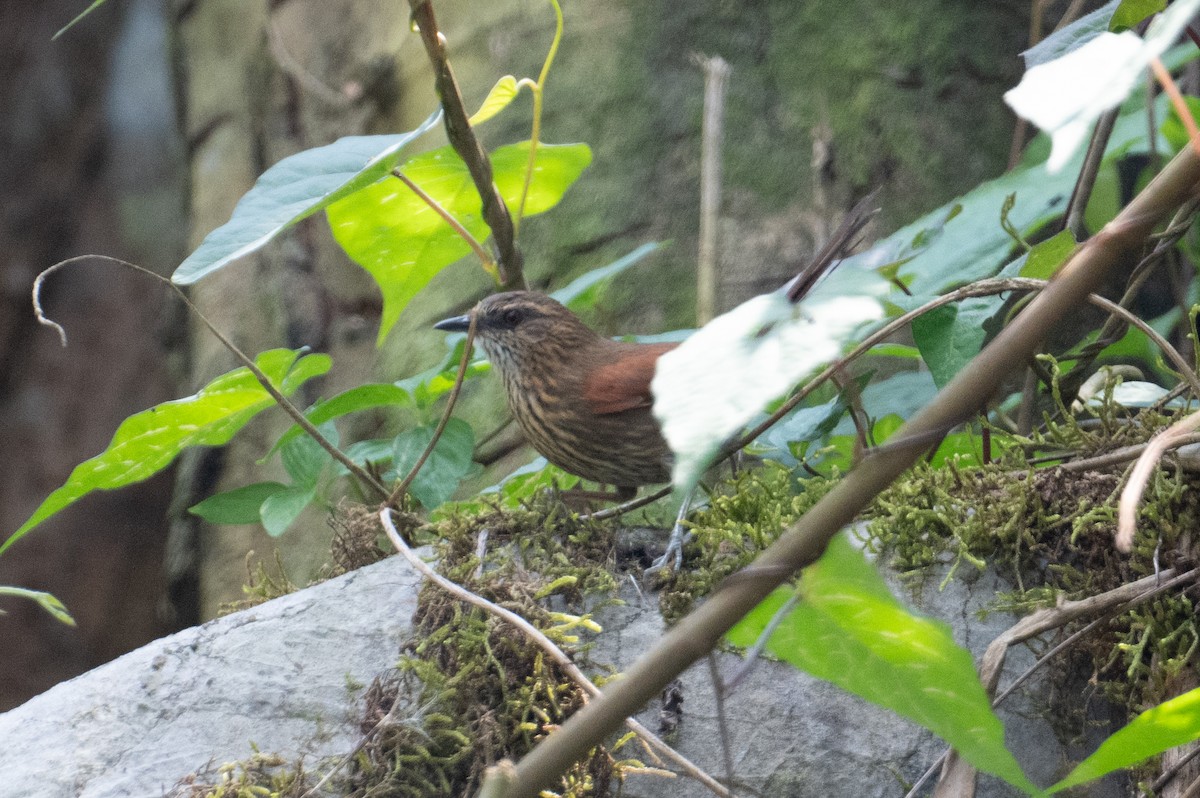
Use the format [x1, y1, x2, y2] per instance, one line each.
[645, 483, 699, 578]
[645, 520, 693, 577]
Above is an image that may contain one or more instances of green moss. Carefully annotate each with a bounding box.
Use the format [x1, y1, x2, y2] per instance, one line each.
[331, 495, 637, 797]
[659, 462, 838, 621]
[166, 751, 313, 797]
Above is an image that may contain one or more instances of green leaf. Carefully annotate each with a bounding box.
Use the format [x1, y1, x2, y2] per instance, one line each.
[171, 110, 442, 285]
[1022, 1, 1118, 67]
[1, 349, 329, 555]
[728, 535, 1038, 795]
[1048, 686, 1200, 792]
[469, 75, 521, 125]
[910, 299, 993, 389]
[906, 229, 1074, 390]
[1110, 0, 1166, 31]
[0, 587, 76, 626]
[929, 429, 984, 468]
[1162, 96, 1200, 152]
[1017, 230, 1077, 279]
[327, 141, 592, 345]
[260, 485, 316, 537]
[870, 343, 923, 359]
[1083, 165, 1121, 235]
[335, 438, 397, 477]
[53, 0, 110, 40]
[269, 383, 413, 456]
[188, 482, 290, 525]
[393, 419, 476, 509]
[415, 359, 492, 410]
[280, 422, 338, 488]
[757, 395, 848, 464]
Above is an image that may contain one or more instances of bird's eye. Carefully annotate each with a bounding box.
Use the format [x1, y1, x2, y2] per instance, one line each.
[501, 308, 523, 328]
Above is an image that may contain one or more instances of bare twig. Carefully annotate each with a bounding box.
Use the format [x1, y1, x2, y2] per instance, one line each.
[386, 309, 478, 507]
[30, 255, 389, 499]
[578, 485, 672, 521]
[1153, 744, 1200, 793]
[379, 508, 731, 797]
[407, 0, 524, 290]
[1152, 57, 1200, 158]
[392, 168, 494, 273]
[1117, 411, 1200, 552]
[706, 653, 737, 797]
[1008, 432, 1200, 479]
[1064, 108, 1119, 239]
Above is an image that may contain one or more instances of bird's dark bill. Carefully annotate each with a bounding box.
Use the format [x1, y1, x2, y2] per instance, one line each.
[433, 313, 472, 332]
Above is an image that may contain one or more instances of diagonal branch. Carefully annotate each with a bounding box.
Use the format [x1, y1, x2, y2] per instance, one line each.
[407, 0, 525, 290]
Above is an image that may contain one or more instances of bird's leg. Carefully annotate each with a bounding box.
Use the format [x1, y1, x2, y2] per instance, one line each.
[558, 484, 637, 510]
[646, 484, 697, 576]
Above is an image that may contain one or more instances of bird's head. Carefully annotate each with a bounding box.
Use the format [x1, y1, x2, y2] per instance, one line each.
[433, 291, 599, 375]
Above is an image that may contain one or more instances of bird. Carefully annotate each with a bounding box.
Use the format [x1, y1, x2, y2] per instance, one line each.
[433, 193, 879, 569]
[433, 291, 678, 499]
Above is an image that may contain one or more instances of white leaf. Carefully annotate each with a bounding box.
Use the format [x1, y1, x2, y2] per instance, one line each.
[653, 284, 884, 489]
[1004, 0, 1200, 172]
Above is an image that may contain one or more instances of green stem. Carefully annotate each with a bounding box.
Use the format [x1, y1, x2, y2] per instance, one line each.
[515, 0, 564, 234]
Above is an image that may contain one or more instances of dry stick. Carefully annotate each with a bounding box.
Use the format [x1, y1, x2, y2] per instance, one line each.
[408, 0, 524, 290]
[695, 54, 731, 327]
[377, 508, 732, 798]
[493, 134, 1200, 798]
[31, 256, 389, 499]
[1063, 203, 1200, 398]
[1009, 431, 1200, 479]
[392, 169, 494, 271]
[579, 485, 671, 521]
[1152, 57, 1200, 158]
[931, 567, 1199, 798]
[1154, 745, 1200, 793]
[907, 566, 1199, 798]
[386, 311, 479, 507]
[1064, 107, 1120, 239]
[1117, 411, 1200, 552]
[706, 653, 737, 798]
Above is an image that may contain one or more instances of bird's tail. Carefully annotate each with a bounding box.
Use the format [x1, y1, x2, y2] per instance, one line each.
[784, 189, 881, 303]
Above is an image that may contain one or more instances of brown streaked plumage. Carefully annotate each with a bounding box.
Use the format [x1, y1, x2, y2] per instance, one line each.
[434, 292, 676, 492]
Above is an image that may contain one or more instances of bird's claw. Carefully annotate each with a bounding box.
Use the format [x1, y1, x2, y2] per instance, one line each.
[645, 522, 693, 577]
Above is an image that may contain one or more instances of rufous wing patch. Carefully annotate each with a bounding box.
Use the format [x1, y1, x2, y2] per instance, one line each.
[583, 343, 678, 415]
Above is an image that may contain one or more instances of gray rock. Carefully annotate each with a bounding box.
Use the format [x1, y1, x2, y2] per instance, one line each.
[0, 559, 421, 798]
[0, 546, 1115, 798]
